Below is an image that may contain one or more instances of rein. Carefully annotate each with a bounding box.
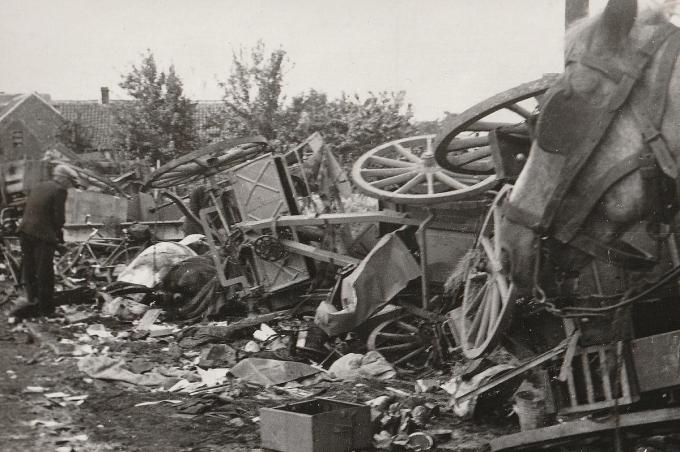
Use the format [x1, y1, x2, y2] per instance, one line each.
[503, 22, 680, 272]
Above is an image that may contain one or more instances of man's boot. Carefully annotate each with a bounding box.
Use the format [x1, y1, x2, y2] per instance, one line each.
[9, 298, 42, 319]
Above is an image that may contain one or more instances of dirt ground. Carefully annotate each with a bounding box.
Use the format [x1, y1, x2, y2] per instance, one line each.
[0, 305, 514, 452]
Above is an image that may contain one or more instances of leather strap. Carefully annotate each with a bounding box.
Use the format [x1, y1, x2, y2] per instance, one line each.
[501, 199, 543, 233]
[503, 198, 657, 270]
[650, 30, 680, 126]
[553, 153, 642, 243]
[568, 234, 657, 271]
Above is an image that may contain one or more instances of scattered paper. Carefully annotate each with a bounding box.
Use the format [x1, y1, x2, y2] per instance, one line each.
[86, 324, 113, 339]
[134, 399, 183, 407]
[197, 367, 229, 387]
[23, 386, 47, 393]
[229, 358, 320, 387]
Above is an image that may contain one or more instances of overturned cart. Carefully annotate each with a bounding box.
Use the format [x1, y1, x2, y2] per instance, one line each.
[137, 130, 494, 371]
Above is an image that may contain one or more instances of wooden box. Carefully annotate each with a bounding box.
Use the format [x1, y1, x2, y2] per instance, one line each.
[632, 329, 680, 393]
[260, 398, 371, 452]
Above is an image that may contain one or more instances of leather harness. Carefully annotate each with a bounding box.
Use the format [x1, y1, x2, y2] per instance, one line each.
[503, 22, 680, 271]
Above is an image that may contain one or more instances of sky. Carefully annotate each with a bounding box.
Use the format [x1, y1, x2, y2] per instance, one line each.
[0, 0, 612, 121]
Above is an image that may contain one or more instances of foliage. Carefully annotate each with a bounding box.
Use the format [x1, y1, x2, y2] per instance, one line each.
[214, 41, 287, 141]
[114, 51, 198, 163]
[56, 120, 94, 153]
[211, 43, 417, 164]
[280, 90, 417, 162]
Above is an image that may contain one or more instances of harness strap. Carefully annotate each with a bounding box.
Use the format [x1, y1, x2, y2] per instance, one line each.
[501, 199, 542, 232]
[502, 198, 657, 270]
[568, 234, 657, 270]
[651, 30, 680, 126]
[553, 153, 641, 243]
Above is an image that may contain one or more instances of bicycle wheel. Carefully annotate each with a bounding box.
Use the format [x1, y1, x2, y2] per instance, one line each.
[54, 243, 85, 277]
[106, 245, 144, 281]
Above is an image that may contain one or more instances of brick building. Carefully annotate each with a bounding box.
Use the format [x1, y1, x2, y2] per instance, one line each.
[0, 92, 66, 163]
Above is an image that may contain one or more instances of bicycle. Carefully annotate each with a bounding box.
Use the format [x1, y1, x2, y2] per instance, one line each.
[54, 227, 148, 284]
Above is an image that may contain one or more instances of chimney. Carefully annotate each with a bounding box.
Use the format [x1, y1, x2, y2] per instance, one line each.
[100, 86, 110, 105]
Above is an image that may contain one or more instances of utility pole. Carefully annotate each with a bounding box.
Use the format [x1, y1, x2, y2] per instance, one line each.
[565, 0, 589, 29]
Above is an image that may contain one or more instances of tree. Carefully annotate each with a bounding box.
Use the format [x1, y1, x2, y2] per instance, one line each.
[214, 41, 287, 141]
[115, 51, 198, 163]
[281, 90, 417, 162]
[213, 42, 417, 164]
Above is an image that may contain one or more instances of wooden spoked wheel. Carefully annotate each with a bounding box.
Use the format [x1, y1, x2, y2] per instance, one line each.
[143, 136, 269, 189]
[351, 135, 496, 205]
[433, 74, 559, 174]
[367, 315, 432, 371]
[461, 185, 516, 359]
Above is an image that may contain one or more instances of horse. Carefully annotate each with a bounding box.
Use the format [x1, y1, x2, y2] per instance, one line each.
[498, 0, 680, 314]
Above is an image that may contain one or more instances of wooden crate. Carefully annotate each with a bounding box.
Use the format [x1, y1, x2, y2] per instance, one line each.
[260, 398, 371, 452]
[631, 329, 680, 392]
[551, 342, 638, 415]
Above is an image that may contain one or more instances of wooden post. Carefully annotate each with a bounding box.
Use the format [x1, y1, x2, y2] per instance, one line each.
[565, 0, 589, 29]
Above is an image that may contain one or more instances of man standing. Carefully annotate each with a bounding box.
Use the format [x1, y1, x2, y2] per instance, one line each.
[11, 164, 78, 319]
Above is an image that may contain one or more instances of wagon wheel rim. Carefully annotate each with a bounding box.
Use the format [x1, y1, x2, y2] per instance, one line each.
[351, 134, 497, 205]
[367, 315, 430, 371]
[461, 185, 516, 359]
[143, 136, 269, 189]
[433, 74, 559, 174]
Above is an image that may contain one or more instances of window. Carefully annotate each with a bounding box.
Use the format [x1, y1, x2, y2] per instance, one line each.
[11, 130, 23, 147]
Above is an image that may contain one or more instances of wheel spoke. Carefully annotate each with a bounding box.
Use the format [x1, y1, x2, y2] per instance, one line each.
[370, 171, 419, 188]
[465, 279, 489, 315]
[467, 120, 516, 131]
[375, 342, 421, 353]
[466, 283, 489, 338]
[495, 272, 510, 301]
[479, 236, 501, 272]
[445, 146, 492, 166]
[395, 173, 425, 193]
[376, 332, 418, 340]
[435, 172, 469, 190]
[493, 208, 502, 252]
[369, 155, 416, 168]
[360, 167, 413, 177]
[426, 173, 434, 194]
[487, 284, 500, 327]
[475, 291, 492, 346]
[393, 346, 427, 366]
[446, 136, 490, 152]
[393, 143, 421, 163]
[396, 320, 420, 333]
[506, 104, 532, 118]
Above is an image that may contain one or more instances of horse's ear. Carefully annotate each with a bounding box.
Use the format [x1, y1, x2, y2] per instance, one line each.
[599, 0, 637, 50]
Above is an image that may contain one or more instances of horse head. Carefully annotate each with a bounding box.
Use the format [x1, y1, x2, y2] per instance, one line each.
[499, 0, 680, 294]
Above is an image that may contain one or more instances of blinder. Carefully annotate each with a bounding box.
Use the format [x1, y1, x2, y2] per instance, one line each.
[536, 80, 612, 156]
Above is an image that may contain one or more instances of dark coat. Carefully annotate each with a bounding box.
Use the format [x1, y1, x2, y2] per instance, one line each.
[19, 180, 67, 244]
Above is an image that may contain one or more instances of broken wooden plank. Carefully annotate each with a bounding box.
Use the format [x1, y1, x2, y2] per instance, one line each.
[135, 308, 163, 331]
[454, 336, 571, 405]
[235, 212, 422, 231]
[490, 407, 680, 451]
[279, 239, 360, 266]
[177, 308, 297, 349]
